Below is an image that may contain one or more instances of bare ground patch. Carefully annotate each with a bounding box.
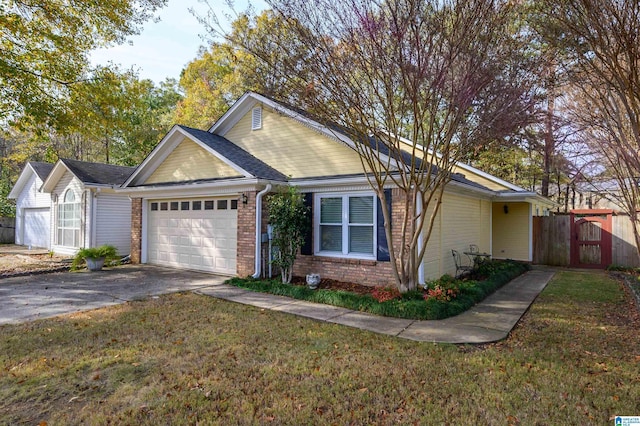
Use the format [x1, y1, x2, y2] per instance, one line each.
[0, 253, 71, 278]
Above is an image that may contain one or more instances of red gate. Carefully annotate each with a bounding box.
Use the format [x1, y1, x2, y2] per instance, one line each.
[570, 209, 613, 269]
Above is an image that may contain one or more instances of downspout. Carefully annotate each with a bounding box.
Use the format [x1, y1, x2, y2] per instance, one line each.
[252, 184, 272, 278]
[91, 188, 99, 247]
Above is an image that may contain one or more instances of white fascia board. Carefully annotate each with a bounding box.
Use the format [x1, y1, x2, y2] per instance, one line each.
[494, 191, 557, 206]
[7, 164, 36, 199]
[122, 125, 184, 187]
[445, 179, 496, 200]
[116, 178, 267, 199]
[208, 92, 257, 135]
[40, 160, 71, 193]
[291, 173, 498, 200]
[83, 184, 122, 193]
[291, 176, 381, 193]
[393, 134, 525, 192]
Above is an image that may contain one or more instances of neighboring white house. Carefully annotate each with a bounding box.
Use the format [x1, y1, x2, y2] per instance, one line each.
[39, 159, 135, 256]
[8, 162, 55, 249]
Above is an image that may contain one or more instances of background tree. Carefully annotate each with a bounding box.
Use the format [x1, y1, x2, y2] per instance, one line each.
[208, 0, 539, 291]
[534, 0, 640, 255]
[1, 0, 167, 124]
[0, 70, 180, 215]
[176, 10, 309, 128]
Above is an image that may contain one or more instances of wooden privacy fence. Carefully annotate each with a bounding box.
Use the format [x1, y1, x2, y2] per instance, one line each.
[0, 217, 15, 244]
[533, 213, 640, 268]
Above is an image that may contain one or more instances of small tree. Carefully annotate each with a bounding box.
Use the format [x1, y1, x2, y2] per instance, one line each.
[207, 0, 537, 292]
[267, 186, 310, 284]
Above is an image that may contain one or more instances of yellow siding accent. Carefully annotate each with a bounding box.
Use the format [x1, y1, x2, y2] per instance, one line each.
[223, 106, 366, 178]
[451, 165, 511, 191]
[422, 192, 492, 279]
[492, 202, 530, 261]
[422, 199, 442, 278]
[145, 137, 239, 184]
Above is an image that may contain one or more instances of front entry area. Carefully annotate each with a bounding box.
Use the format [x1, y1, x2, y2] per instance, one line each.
[147, 198, 238, 275]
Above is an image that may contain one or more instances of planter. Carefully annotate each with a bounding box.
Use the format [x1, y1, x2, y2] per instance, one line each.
[86, 257, 106, 272]
[306, 273, 321, 290]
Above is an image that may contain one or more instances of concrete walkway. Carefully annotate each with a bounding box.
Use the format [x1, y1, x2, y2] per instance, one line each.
[197, 269, 555, 344]
[0, 265, 554, 344]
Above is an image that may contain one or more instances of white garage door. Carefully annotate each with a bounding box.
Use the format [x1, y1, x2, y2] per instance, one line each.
[23, 208, 50, 249]
[147, 198, 238, 275]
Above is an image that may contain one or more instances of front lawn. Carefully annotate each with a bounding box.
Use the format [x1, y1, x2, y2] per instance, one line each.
[227, 260, 529, 320]
[0, 270, 638, 424]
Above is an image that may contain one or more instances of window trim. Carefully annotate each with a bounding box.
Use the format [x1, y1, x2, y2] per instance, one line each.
[57, 189, 81, 248]
[314, 191, 377, 260]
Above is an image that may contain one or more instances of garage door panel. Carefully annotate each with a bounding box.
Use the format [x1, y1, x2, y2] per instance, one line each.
[147, 198, 237, 275]
[23, 208, 50, 249]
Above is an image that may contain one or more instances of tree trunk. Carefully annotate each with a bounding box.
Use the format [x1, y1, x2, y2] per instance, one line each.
[542, 65, 556, 197]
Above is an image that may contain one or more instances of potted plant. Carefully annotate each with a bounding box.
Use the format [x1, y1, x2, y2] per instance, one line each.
[72, 245, 118, 271]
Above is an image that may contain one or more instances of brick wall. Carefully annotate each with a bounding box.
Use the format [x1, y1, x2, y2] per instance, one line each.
[292, 188, 406, 287]
[130, 198, 142, 264]
[236, 190, 258, 277]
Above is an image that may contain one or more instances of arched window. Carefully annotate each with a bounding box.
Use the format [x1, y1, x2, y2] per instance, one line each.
[57, 189, 80, 247]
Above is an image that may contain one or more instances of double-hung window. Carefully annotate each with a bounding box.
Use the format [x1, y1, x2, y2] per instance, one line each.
[316, 193, 376, 258]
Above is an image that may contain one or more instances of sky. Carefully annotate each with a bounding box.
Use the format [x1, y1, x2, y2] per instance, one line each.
[90, 0, 267, 84]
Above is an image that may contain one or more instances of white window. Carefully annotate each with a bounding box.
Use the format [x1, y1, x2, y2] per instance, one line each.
[57, 189, 81, 247]
[316, 193, 376, 258]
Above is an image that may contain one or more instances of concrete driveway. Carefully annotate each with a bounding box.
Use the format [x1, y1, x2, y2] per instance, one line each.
[0, 265, 227, 325]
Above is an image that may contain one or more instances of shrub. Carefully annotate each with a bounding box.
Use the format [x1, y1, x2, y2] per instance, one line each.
[227, 260, 529, 320]
[267, 187, 310, 284]
[71, 245, 119, 270]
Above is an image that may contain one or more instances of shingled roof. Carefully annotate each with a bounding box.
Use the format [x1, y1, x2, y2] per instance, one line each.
[178, 125, 289, 182]
[29, 161, 54, 181]
[60, 159, 135, 186]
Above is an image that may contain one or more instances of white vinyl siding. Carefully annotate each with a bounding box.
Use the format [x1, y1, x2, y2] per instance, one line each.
[15, 172, 51, 247]
[95, 193, 132, 256]
[315, 192, 376, 259]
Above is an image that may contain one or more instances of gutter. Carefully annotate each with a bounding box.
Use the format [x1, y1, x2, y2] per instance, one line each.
[252, 184, 272, 278]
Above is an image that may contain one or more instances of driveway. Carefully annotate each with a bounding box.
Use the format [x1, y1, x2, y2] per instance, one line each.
[0, 265, 226, 325]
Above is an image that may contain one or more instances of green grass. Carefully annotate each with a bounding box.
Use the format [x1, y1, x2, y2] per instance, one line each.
[1, 270, 638, 424]
[227, 260, 529, 320]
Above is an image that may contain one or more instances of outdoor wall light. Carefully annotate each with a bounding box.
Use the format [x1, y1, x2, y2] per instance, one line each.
[241, 193, 248, 204]
[503, 204, 509, 214]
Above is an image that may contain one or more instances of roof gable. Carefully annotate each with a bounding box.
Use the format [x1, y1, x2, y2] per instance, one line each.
[7, 161, 54, 199]
[41, 159, 135, 193]
[220, 106, 366, 179]
[144, 137, 241, 184]
[123, 125, 288, 187]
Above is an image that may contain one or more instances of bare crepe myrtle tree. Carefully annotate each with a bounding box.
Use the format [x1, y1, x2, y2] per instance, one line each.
[204, 0, 538, 291]
[535, 0, 640, 260]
